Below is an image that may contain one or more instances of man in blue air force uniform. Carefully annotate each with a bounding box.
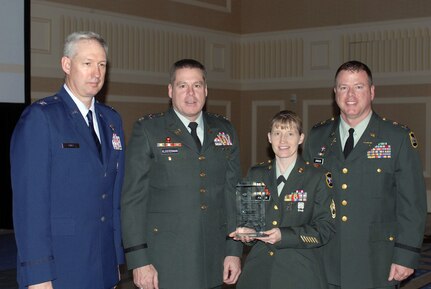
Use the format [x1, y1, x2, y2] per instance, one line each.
[10, 31, 125, 289]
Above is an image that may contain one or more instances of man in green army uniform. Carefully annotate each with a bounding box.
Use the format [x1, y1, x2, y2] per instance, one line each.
[303, 60, 427, 289]
[121, 59, 242, 289]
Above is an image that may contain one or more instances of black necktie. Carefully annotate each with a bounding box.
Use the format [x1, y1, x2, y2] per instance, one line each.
[344, 128, 355, 159]
[87, 110, 102, 156]
[277, 175, 287, 196]
[188, 122, 201, 151]
[277, 175, 287, 185]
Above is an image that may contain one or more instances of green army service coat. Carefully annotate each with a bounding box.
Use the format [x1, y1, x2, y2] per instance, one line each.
[121, 108, 242, 289]
[303, 112, 427, 289]
[237, 157, 335, 289]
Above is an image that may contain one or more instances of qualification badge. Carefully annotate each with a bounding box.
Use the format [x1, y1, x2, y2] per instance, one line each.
[330, 199, 336, 219]
[298, 202, 304, 212]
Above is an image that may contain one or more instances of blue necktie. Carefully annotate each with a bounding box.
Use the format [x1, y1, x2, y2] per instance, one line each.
[87, 110, 102, 157]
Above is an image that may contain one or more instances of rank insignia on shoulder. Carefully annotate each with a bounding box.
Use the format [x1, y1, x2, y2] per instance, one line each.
[139, 112, 164, 121]
[330, 199, 336, 219]
[409, 131, 418, 148]
[325, 172, 333, 188]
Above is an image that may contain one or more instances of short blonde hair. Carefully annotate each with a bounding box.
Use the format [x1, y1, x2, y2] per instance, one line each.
[269, 110, 303, 135]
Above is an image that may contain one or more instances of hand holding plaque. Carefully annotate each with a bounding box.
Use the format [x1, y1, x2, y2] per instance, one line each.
[235, 181, 271, 237]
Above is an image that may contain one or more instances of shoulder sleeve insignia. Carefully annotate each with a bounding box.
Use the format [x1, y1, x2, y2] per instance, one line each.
[325, 172, 333, 188]
[330, 199, 336, 219]
[409, 131, 418, 148]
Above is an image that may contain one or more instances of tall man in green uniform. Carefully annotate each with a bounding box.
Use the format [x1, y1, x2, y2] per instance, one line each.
[121, 59, 242, 289]
[303, 60, 427, 289]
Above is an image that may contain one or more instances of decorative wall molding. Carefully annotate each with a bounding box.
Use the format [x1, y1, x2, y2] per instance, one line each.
[207, 99, 232, 119]
[251, 100, 285, 164]
[31, 17, 52, 54]
[170, 0, 231, 13]
[31, 0, 431, 90]
[302, 99, 332, 133]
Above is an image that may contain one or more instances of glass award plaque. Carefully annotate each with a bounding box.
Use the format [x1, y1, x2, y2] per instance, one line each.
[236, 181, 271, 237]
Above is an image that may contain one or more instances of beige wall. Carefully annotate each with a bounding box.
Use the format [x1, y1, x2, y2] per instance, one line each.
[37, 0, 243, 33]
[31, 1, 431, 197]
[240, 0, 431, 33]
[36, 0, 431, 33]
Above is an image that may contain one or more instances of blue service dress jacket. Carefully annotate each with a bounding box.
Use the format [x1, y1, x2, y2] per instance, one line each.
[10, 86, 125, 289]
[237, 157, 335, 289]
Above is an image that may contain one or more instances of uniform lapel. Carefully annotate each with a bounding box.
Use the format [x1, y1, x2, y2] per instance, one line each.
[95, 107, 112, 166]
[314, 118, 343, 165]
[165, 109, 198, 152]
[345, 113, 380, 162]
[329, 121, 344, 162]
[278, 158, 305, 201]
[202, 113, 218, 153]
[264, 161, 279, 204]
[59, 88, 101, 160]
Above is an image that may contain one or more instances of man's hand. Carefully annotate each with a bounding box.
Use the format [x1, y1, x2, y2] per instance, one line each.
[229, 227, 257, 243]
[223, 256, 241, 284]
[388, 263, 414, 281]
[29, 281, 53, 289]
[133, 264, 159, 289]
[255, 228, 281, 244]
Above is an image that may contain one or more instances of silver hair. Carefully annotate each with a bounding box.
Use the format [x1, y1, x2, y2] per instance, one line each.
[63, 31, 108, 58]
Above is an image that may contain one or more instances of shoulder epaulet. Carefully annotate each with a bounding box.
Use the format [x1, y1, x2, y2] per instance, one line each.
[207, 112, 229, 121]
[96, 100, 118, 112]
[381, 116, 418, 148]
[381, 116, 410, 131]
[312, 117, 335, 128]
[253, 159, 272, 168]
[34, 95, 61, 106]
[138, 112, 164, 121]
